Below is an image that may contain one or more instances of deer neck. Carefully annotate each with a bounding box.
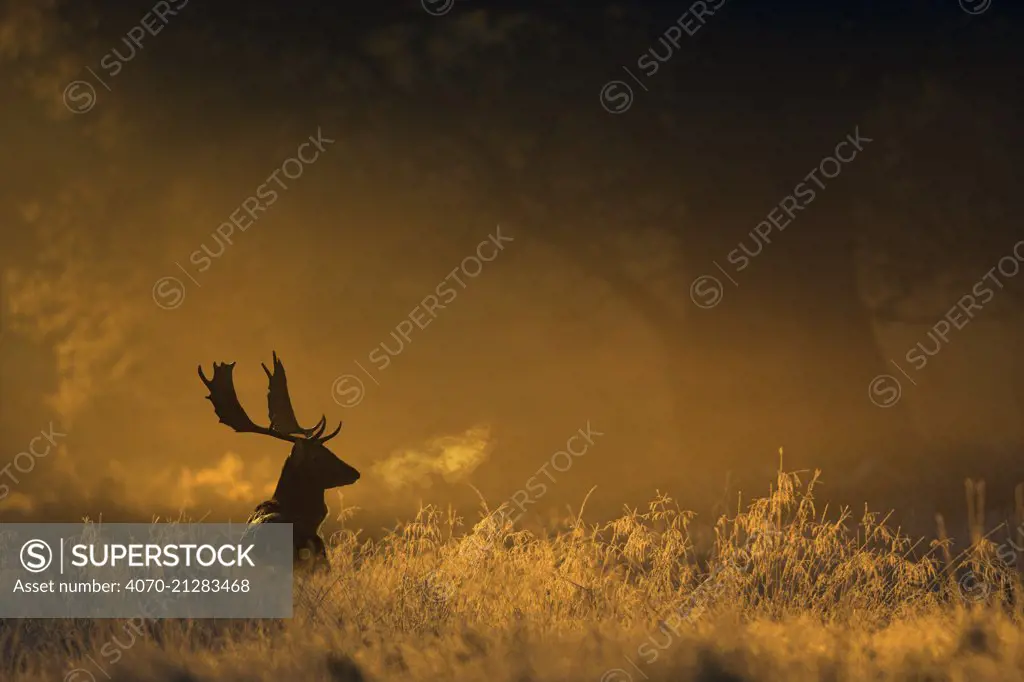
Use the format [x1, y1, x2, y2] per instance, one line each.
[271, 459, 328, 534]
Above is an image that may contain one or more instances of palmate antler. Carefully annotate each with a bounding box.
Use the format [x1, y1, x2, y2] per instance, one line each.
[198, 351, 342, 443]
[261, 351, 341, 440]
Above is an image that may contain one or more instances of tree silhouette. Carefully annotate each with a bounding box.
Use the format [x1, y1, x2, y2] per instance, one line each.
[310, 5, 1020, 508]
[856, 77, 1023, 325]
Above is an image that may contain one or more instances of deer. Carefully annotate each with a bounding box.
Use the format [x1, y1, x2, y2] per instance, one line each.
[198, 351, 360, 571]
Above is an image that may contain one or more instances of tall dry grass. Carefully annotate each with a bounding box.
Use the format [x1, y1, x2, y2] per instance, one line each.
[3, 467, 1024, 681]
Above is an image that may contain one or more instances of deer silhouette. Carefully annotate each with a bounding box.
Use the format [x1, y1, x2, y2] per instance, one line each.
[198, 351, 360, 570]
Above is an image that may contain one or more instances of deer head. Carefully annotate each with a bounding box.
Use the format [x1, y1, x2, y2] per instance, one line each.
[198, 351, 360, 491]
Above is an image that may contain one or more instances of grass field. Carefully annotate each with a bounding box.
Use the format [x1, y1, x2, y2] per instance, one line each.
[4, 468, 1024, 682]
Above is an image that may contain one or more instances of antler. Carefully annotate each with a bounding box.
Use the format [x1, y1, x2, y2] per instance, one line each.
[261, 351, 327, 438]
[200, 351, 343, 444]
[198, 361, 296, 443]
[320, 420, 343, 443]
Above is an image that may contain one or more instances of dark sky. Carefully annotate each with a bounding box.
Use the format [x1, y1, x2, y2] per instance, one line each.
[1, 0, 1022, 542]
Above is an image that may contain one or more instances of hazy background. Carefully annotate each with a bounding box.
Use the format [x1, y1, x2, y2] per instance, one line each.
[1, 0, 1022, 542]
